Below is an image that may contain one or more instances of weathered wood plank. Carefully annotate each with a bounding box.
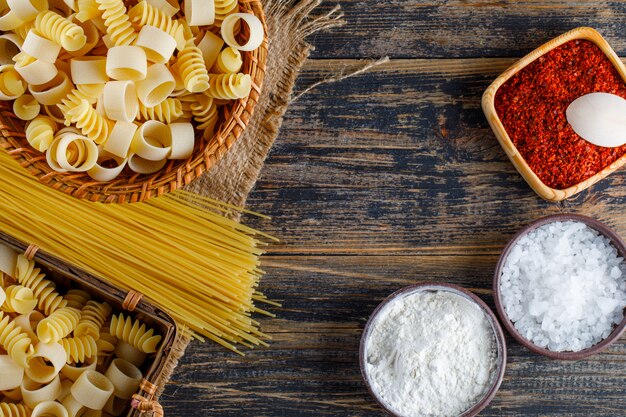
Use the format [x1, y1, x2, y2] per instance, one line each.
[309, 0, 626, 59]
[162, 255, 626, 416]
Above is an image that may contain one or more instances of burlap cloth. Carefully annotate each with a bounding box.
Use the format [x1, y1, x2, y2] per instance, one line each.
[149, 0, 388, 408]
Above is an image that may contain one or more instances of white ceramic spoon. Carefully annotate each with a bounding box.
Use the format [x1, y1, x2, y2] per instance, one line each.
[566, 92, 626, 148]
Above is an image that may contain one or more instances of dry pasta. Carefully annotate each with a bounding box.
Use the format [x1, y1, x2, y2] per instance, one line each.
[0, 311, 34, 368]
[205, 72, 251, 99]
[1, 285, 38, 314]
[34, 11, 87, 52]
[0, 403, 28, 417]
[63, 289, 91, 310]
[12, 94, 40, 120]
[36, 306, 81, 343]
[14, 255, 66, 315]
[60, 335, 98, 363]
[65, 99, 112, 144]
[96, 0, 137, 46]
[190, 94, 218, 138]
[109, 313, 161, 353]
[57, 84, 105, 115]
[137, 97, 182, 123]
[176, 40, 209, 92]
[75, 300, 111, 338]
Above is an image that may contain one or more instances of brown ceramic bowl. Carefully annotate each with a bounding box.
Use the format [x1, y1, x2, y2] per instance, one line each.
[359, 282, 507, 417]
[493, 213, 626, 360]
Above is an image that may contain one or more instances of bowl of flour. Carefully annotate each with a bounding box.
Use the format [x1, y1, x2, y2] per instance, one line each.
[494, 214, 626, 360]
[359, 283, 507, 417]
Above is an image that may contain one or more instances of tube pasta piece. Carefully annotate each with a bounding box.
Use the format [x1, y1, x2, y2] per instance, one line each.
[60, 335, 97, 363]
[131, 120, 170, 160]
[146, 0, 178, 17]
[58, 83, 104, 114]
[13, 52, 57, 85]
[0, 246, 16, 276]
[7, 0, 48, 22]
[12, 94, 40, 120]
[109, 314, 161, 354]
[0, 64, 25, 100]
[36, 306, 81, 343]
[95, 0, 137, 46]
[0, 34, 22, 65]
[87, 151, 127, 181]
[103, 120, 136, 158]
[128, 1, 188, 49]
[102, 80, 138, 122]
[24, 342, 66, 384]
[61, 357, 96, 381]
[135, 64, 174, 107]
[212, 47, 242, 74]
[28, 71, 74, 106]
[46, 131, 99, 171]
[112, 340, 145, 366]
[0, 403, 28, 417]
[34, 11, 87, 51]
[20, 375, 62, 408]
[103, 395, 126, 416]
[221, 13, 264, 52]
[184, 0, 214, 26]
[75, 300, 111, 338]
[65, 99, 112, 144]
[193, 30, 222, 71]
[71, 371, 114, 410]
[14, 255, 67, 315]
[205, 72, 250, 99]
[135, 25, 175, 64]
[76, 0, 99, 22]
[177, 40, 209, 93]
[21, 30, 61, 63]
[137, 97, 182, 123]
[1, 285, 38, 314]
[104, 358, 141, 399]
[105, 45, 146, 81]
[0, 286, 5, 307]
[0, 355, 24, 391]
[168, 122, 194, 159]
[213, 0, 237, 27]
[57, 378, 72, 401]
[0, 311, 34, 368]
[63, 289, 91, 310]
[32, 401, 69, 417]
[0, 8, 25, 32]
[70, 57, 108, 85]
[127, 152, 166, 175]
[13, 310, 45, 343]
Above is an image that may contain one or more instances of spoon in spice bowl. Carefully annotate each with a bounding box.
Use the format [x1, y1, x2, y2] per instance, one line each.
[566, 92, 626, 147]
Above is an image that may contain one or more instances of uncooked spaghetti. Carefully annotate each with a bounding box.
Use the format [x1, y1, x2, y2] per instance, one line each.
[0, 150, 277, 353]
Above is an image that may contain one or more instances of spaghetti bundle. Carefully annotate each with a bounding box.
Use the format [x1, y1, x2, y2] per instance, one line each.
[0, 150, 276, 353]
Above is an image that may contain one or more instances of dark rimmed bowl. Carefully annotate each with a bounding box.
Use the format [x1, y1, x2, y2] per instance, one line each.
[493, 213, 626, 360]
[359, 282, 507, 417]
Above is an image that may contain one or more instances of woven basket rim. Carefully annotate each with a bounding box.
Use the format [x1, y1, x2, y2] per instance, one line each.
[0, 0, 268, 203]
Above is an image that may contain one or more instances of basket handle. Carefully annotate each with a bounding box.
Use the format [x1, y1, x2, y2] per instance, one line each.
[131, 379, 163, 417]
[123, 289, 143, 311]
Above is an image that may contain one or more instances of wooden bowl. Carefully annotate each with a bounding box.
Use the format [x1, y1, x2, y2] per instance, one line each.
[482, 27, 626, 201]
[493, 213, 626, 360]
[359, 282, 507, 417]
[0, 0, 267, 203]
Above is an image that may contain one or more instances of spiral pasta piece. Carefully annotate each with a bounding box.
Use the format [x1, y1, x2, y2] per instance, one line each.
[109, 313, 161, 353]
[75, 300, 111, 338]
[34, 11, 87, 52]
[26, 116, 58, 152]
[63, 289, 91, 310]
[14, 255, 67, 315]
[76, 0, 101, 22]
[0, 65, 26, 99]
[137, 98, 182, 123]
[65, 99, 113, 144]
[177, 41, 209, 93]
[213, 0, 238, 27]
[0, 403, 29, 417]
[0, 311, 34, 368]
[1, 285, 38, 314]
[60, 335, 98, 363]
[57, 84, 105, 114]
[13, 21, 35, 42]
[205, 73, 251, 100]
[95, 0, 137, 46]
[36, 306, 81, 343]
[190, 94, 218, 137]
[128, 1, 188, 49]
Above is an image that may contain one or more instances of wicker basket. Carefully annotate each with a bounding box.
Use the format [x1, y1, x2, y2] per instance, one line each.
[0, 0, 267, 203]
[0, 232, 178, 417]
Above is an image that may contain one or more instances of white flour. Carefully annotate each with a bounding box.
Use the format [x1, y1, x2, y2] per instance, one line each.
[365, 290, 498, 417]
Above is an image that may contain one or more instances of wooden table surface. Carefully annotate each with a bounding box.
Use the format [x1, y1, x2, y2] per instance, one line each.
[164, 2, 626, 415]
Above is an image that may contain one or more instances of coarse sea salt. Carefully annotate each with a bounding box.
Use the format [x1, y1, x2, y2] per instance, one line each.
[500, 220, 626, 352]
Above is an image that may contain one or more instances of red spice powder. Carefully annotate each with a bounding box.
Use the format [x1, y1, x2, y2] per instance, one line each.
[494, 39, 626, 190]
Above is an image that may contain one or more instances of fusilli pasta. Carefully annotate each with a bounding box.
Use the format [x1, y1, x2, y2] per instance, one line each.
[65, 99, 113, 144]
[0, 311, 34, 368]
[205, 73, 251, 100]
[96, 0, 137, 46]
[14, 255, 67, 315]
[36, 306, 81, 343]
[177, 41, 209, 93]
[1, 285, 37, 314]
[109, 313, 161, 353]
[137, 98, 182, 123]
[60, 335, 98, 363]
[75, 300, 111, 338]
[0, 403, 29, 417]
[34, 11, 87, 52]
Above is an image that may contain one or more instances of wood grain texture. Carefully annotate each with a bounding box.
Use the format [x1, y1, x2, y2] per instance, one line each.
[162, 6, 626, 416]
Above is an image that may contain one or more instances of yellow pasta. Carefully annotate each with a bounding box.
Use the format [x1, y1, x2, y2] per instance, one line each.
[34, 11, 87, 52]
[60, 335, 98, 363]
[205, 72, 251, 100]
[190, 94, 218, 138]
[0, 403, 28, 417]
[137, 97, 182, 123]
[75, 300, 111, 338]
[109, 313, 161, 354]
[211, 47, 242, 74]
[57, 84, 105, 114]
[1, 285, 37, 314]
[177, 41, 209, 93]
[0, 65, 25, 99]
[213, 0, 239, 27]
[0, 311, 34, 368]
[26, 116, 57, 152]
[128, 1, 188, 49]
[13, 21, 34, 42]
[65, 99, 113, 144]
[12, 93, 40, 120]
[76, 0, 101, 23]
[36, 306, 81, 343]
[63, 289, 91, 310]
[96, 0, 137, 46]
[14, 254, 67, 315]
